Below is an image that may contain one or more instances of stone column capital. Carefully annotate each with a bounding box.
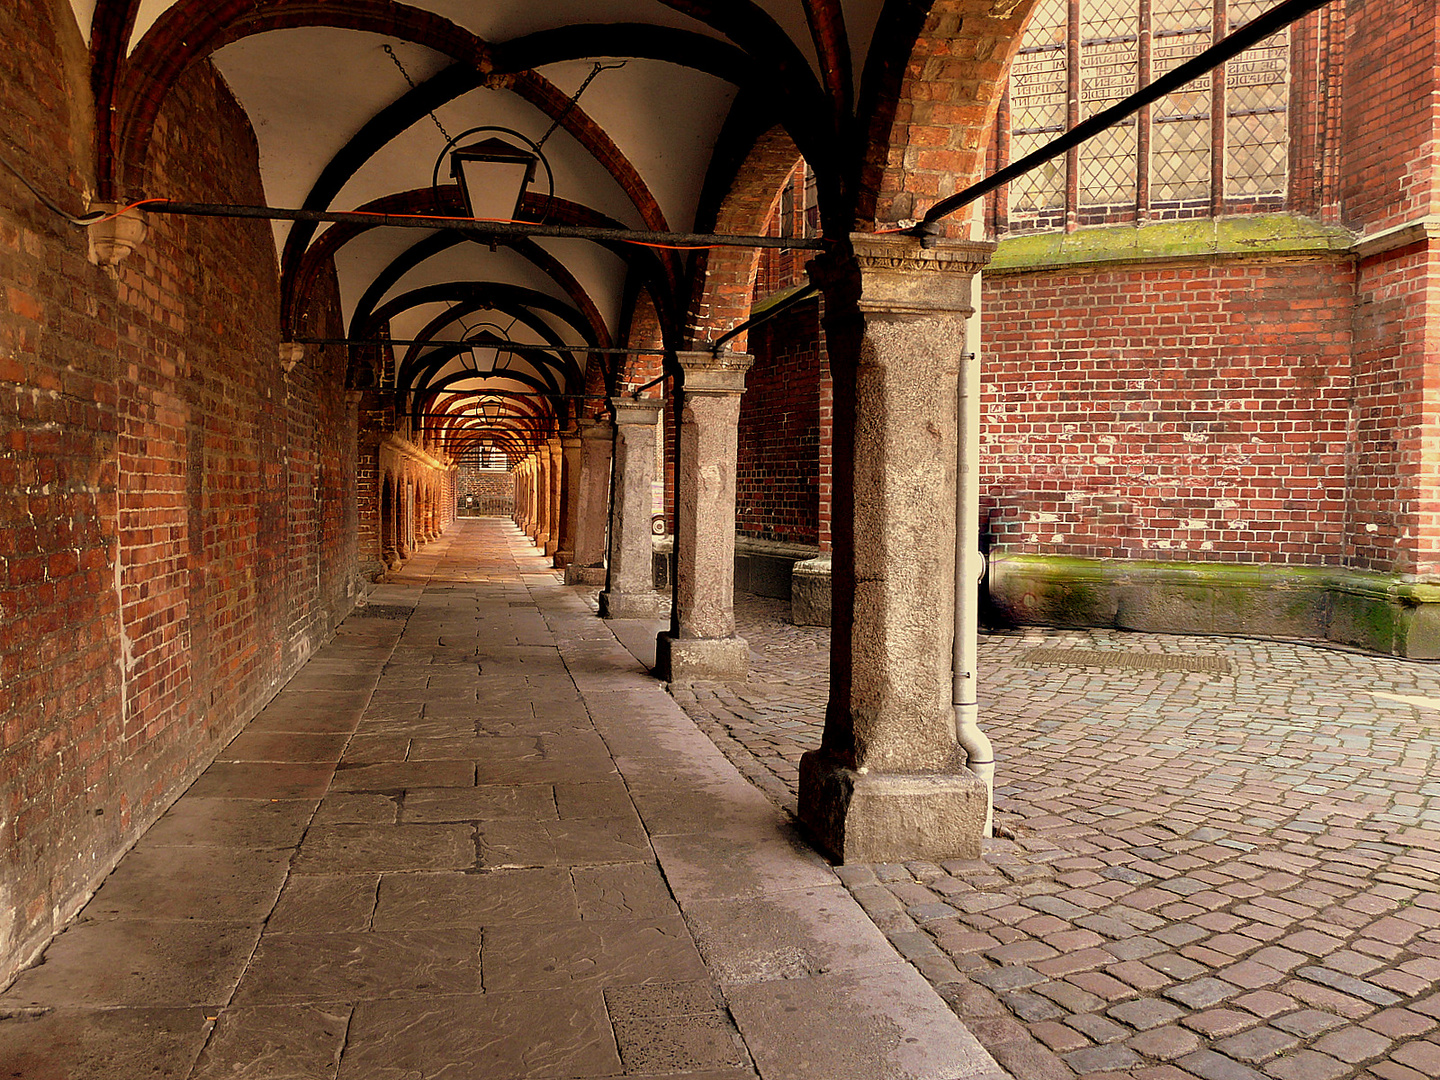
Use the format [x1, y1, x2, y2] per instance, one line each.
[561, 430, 582, 451]
[674, 351, 755, 395]
[610, 397, 664, 426]
[578, 415, 613, 440]
[809, 233, 995, 319]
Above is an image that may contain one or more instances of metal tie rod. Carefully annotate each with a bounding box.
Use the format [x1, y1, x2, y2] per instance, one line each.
[143, 201, 829, 251]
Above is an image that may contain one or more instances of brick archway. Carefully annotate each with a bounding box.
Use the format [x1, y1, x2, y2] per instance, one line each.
[684, 126, 803, 350]
[854, 0, 1039, 234]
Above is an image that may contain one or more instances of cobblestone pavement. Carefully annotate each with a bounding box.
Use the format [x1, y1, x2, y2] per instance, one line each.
[668, 593, 1440, 1080]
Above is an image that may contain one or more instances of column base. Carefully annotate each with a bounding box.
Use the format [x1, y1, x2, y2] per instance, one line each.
[798, 749, 987, 864]
[554, 548, 574, 569]
[655, 632, 749, 683]
[565, 563, 607, 586]
[599, 590, 665, 619]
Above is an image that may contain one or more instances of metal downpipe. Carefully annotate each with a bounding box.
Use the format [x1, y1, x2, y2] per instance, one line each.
[955, 271, 994, 837]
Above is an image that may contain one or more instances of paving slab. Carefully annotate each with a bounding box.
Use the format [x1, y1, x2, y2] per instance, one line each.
[0, 919, 262, 1007]
[135, 795, 316, 850]
[373, 867, 580, 928]
[338, 990, 621, 1080]
[0, 1006, 212, 1080]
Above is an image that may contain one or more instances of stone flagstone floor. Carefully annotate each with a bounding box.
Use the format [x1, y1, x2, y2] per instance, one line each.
[660, 593, 1440, 1080]
[0, 521, 1006, 1080]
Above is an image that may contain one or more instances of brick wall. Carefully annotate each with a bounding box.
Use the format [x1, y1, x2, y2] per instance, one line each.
[1340, 0, 1439, 235]
[0, 0, 356, 988]
[981, 256, 1356, 563]
[737, 299, 822, 545]
[457, 467, 513, 515]
[1340, 0, 1440, 576]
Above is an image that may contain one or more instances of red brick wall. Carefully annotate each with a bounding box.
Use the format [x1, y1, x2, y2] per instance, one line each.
[737, 299, 822, 546]
[457, 467, 512, 515]
[1348, 243, 1440, 576]
[981, 256, 1356, 564]
[1340, 0, 1440, 234]
[0, 0, 355, 987]
[1339, 0, 1440, 576]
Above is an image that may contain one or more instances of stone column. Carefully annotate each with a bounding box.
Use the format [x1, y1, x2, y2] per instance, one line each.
[535, 447, 552, 550]
[655, 351, 754, 683]
[565, 416, 613, 585]
[599, 398, 664, 618]
[525, 456, 539, 538]
[554, 428, 582, 568]
[545, 436, 564, 559]
[518, 458, 532, 533]
[528, 456, 539, 537]
[798, 233, 994, 864]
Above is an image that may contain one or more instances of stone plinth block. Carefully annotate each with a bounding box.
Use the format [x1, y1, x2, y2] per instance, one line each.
[798, 750, 987, 864]
[790, 555, 832, 627]
[599, 591, 665, 620]
[655, 633, 749, 684]
[565, 564, 607, 586]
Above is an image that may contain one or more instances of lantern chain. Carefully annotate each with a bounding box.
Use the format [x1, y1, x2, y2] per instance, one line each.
[384, 44, 452, 144]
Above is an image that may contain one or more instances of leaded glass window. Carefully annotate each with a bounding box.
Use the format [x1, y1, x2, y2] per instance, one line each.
[1226, 0, 1290, 199]
[1008, 0, 1069, 224]
[1000, 0, 1295, 232]
[1079, 0, 1139, 209]
[1151, 0, 1213, 208]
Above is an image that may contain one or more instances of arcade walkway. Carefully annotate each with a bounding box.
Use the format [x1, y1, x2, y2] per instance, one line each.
[0, 520, 1006, 1080]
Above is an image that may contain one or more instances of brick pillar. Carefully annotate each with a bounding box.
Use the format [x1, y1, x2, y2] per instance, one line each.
[655, 351, 754, 683]
[599, 398, 664, 618]
[398, 478, 412, 559]
[545, 436, 563, 559]
[798, 233, 994, 864]
[565, 416, 612, 585]
[555, 428, 582, 568]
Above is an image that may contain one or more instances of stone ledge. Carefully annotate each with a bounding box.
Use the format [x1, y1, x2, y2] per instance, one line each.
[988, 555, 1440, 659]
[790, 555, 832, 628]
[735, 538, 819, 604]
[985, 214, 1354, 276]
[651, 536, 828, 625]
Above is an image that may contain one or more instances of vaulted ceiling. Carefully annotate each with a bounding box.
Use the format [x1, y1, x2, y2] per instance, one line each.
[73, 0, 957, 464]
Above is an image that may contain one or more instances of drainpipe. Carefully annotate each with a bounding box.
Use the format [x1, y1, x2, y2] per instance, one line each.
[955, 269, 994, 837]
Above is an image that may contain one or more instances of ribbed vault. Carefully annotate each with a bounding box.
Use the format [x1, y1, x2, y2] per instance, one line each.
[75, 0, 1036, 464]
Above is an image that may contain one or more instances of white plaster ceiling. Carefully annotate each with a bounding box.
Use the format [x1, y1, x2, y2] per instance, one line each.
[65, 0, 96, 44]
[536, 59, 738, 232]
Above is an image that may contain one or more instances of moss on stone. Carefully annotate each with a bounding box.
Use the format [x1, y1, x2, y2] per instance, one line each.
[987, 556, 1440, 658]
[986, 214, 1354, 275]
